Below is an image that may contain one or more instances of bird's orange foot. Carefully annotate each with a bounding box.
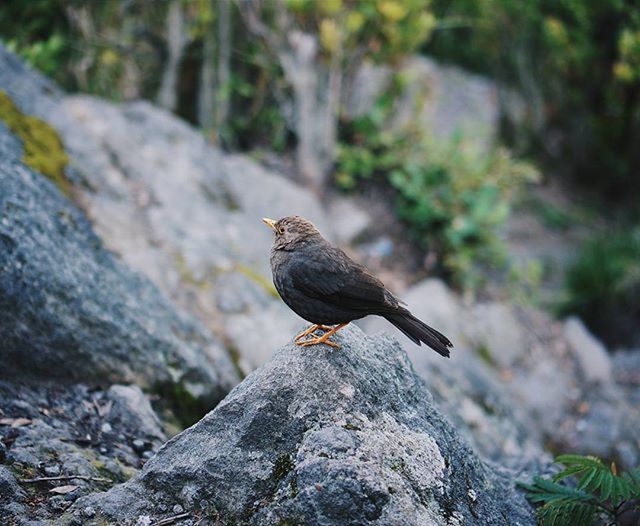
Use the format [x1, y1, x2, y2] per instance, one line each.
[295, 323, 348, 349]
[294, 324, 332, 342]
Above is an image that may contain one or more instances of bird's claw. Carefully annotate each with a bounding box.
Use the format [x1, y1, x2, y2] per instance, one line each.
[294, 323, 347, 349]
[294, 324, 332, 341]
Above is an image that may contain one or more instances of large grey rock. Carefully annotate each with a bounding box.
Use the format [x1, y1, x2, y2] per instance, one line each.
[69, 326, 535, 526]
[0, 125, 239, 413]
[0, 43, 330, 373]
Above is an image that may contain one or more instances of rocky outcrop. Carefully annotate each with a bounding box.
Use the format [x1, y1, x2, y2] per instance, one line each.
[0, 144, 239, 414]
[68, 325, 535, 526]
[345, 56, 525, 155]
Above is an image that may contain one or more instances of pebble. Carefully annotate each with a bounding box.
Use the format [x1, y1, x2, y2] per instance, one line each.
[172, 504, 184, 514]
[101, 422, 113, 434]
[132, 439, 146, 453]
[142, 450, 154, 460]
[83, 506, 96, 517]
[44, 464, 61, 477]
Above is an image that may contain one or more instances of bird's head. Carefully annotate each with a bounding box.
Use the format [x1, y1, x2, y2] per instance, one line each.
[262, 216, 321, 250]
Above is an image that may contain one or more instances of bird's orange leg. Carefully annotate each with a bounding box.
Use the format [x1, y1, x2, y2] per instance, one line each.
[297, 323, 348, 349]
[294, 324, 333, 341]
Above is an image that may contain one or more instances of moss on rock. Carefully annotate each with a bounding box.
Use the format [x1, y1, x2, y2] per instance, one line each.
[0, 90, 70, 194]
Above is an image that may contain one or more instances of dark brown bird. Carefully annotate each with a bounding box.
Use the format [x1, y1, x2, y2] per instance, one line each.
[263, 216, 452, 357]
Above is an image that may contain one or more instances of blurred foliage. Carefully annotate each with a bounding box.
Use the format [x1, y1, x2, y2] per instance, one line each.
[427, 0, 640, 213]
[563, 229, 640, 348]
[336, 93, 539, 290]
[283, 0, 436, 61]
[519, 454, 640, 526]
[0, 0, 288, 149]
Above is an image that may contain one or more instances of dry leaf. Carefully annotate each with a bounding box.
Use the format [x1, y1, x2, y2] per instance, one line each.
[0, 417, 33, 427]
[49, 485, 78, 494]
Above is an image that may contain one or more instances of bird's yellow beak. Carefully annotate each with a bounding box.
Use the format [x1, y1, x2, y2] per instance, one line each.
[262, 217, 277, 231]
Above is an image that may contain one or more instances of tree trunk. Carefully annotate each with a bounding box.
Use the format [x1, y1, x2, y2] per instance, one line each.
[239, 1, 344, 194]
[198, 8, 216, 131]
[157, 0, 187, 112]
[281, 31, 340, 194]
[215, 0, 232, 136]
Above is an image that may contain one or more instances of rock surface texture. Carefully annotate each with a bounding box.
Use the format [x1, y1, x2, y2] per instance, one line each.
[361, 279, 640, 470]
[0, 129, 239, 411]
[0, 381, 167, 523]
[69, 325, 535, 526]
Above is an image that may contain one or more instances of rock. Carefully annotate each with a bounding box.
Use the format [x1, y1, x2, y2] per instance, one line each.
[468, 303, 528, 369]
[0, 155, 238, 414]
[563, 317, 613, 384]
[106, 385, 165, 442]
[131, 439, 146, 454]
[0, 43, 332, 372]
[44, 465, 62, 477]
[70, 326, 535, 525]
[345, 56, 525, 155]
[326, 196, 372, 245]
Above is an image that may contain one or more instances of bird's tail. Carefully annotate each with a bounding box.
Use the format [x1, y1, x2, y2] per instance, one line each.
[384, 310, 452, 357]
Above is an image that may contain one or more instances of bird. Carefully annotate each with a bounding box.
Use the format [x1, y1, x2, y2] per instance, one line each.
[262, 215, 452, 357]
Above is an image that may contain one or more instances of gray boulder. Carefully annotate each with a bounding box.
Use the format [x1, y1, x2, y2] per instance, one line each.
[69, 325, 535, 526]
[0, 123, 239, 415]
[563, 317, 613, 384]
[0, 43, 330, 374]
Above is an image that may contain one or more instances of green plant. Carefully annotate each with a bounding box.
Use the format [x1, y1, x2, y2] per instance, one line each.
[519, 455, 640, 526]
[427, 0, 640, 212]
[336, 102, 538, 290]
[562, 229, 640, 348]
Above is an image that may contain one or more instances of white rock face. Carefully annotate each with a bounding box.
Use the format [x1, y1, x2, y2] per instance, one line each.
[345, 56, 525, 155]
[46, 96, 330, 373]
[563, 316, 613, 384]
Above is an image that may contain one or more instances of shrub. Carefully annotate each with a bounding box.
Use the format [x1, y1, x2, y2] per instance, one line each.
[563, 229, 640, 348]
[336, 106, 538, 290]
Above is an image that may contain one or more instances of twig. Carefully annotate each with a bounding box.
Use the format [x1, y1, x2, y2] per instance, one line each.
[19, 475, 112, 484]
[149, 512, 191, 526]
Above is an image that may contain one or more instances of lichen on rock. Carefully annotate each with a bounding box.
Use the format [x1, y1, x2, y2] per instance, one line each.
[0, 89, 70, 194]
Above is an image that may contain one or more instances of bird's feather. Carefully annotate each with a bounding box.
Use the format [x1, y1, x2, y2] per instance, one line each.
[288, 245, 399, 313]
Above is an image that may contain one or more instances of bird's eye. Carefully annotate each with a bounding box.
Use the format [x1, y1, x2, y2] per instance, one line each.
[277, 226, 285, 235]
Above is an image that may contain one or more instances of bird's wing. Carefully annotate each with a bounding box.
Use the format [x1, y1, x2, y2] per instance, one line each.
[288, 246, 399, 313]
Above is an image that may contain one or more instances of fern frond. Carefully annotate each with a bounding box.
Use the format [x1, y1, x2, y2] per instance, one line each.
[537, 500, 598, 526]
[623, 467, 640, 498]
[554, 454, 634, 505]
[519, 476, 596, 505]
